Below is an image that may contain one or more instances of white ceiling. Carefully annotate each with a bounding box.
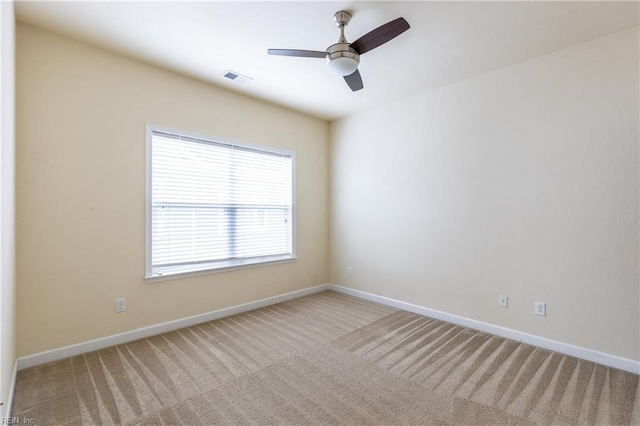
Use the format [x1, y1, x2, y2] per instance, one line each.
[15, 1, 639, 121]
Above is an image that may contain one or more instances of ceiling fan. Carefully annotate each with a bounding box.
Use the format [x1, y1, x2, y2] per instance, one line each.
[268, 11, 410, 92]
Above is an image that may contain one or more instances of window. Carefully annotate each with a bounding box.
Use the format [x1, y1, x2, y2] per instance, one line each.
[146, 126, 294, 281]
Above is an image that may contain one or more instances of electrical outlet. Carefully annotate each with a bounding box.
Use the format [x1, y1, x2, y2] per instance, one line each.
[498, 295, 508, 308]
[535, 301, 546, 316]
[347, 266, 353, 276]
[115, 298, 126, 313]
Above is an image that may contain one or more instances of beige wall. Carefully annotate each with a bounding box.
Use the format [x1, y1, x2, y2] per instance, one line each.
[330, 27, 639, 360]
[0, 1, 16, 416]
[16, 24, 329, 357]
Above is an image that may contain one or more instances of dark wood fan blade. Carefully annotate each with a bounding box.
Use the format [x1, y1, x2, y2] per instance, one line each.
[344, 69, 363, 91]
[350, 17, 410, 55]
[267, 49, 327, 58]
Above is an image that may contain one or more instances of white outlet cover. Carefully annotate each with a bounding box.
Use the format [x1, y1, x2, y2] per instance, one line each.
[498, 295, 508, 308]
[535, 302, 546, 316]
[116, 298, 126, 313]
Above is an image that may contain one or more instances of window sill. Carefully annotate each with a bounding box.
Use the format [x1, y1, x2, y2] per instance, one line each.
[145, 255, 297, 283]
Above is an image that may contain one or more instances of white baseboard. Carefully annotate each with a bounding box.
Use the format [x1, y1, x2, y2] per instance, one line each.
[17, 284, 330, 370]
[16, 282, 639, 375]
[328, 284, 640, 375]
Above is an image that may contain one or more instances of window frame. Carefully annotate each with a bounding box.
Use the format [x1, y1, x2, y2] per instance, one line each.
[145, 124, 296, 283]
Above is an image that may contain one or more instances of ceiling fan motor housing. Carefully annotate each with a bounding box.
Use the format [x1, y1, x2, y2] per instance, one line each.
[326, 43, 360, 76]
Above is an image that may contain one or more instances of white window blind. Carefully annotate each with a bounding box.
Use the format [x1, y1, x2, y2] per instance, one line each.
[147, 129, 294, 279]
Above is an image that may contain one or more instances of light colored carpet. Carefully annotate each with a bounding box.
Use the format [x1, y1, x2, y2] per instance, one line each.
[12, 290, 640, 425]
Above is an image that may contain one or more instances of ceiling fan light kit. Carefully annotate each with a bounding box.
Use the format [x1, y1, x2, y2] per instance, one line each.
[268, 10, 410, 91]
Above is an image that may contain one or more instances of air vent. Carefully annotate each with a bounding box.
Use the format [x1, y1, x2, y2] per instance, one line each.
[222, 70, 252, 84]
